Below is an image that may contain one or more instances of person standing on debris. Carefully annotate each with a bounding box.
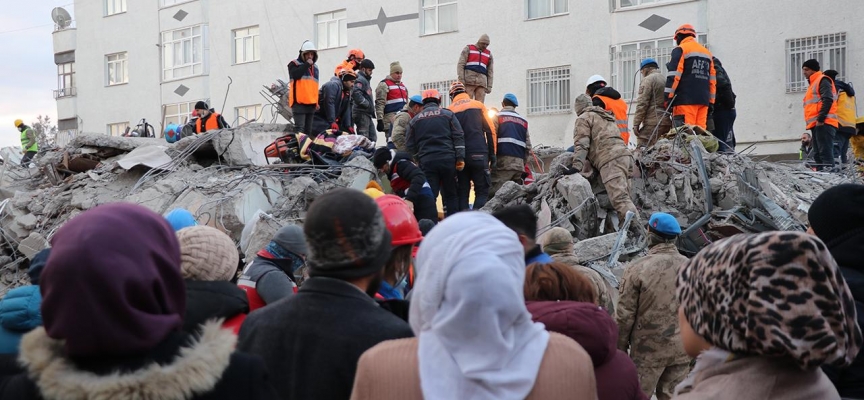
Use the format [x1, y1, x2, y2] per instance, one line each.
[633, 59, 671, 147]
[314, 68, 356, 134]
[457, 34, 494, 103]
[373, 147, 438, 223]
[448, 81, 496, 210]
[586, 76, 630, 144]
[352, 59, 377, 142]
[567, 94, 638, 229]
[238, 189, 414, 400]
[0, 249, 48, 354]
[193, 101, 228, 133]
[372, 195, 423, 300]
[539, 227, 616, 312]
[802, 59, 839, 171]
[389, 95, 423, 152]
[375, 62, 408, 137]
[237, 225, 307, 311]
[664, 24, 716, 130]
[711, 57, 737, 152]
[675, 232, 861, 400]
[808, 184, 864, 398]
[14, 120, 37, 167]
[405, 89, 465, 217]
[825, 70, 856, 164]
[288, 40, 320, 135]
[493, 205, 553, 265]
[491, 93, 532, 196]
[615, 213, 690, 400]
[336, 49, 365, 76]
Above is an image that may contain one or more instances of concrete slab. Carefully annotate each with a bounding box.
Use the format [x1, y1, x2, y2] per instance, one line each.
[17, 232, 49, 259]
[117, 145, 174, 170]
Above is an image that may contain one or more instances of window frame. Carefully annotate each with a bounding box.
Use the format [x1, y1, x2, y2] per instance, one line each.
[163, 101, 199, 127]
[421, 0, 458, 36]
[107, 122, 129, 137]
[420, 80, 457, 108]
[314, 10, 348, 50]
[785, 32, 847, 94]
[525, 0, 569, 20]
[232, 26, 260, 65]
[526, 65, 572, 116]
[57, 62, 75, 96]
[104, 0, 127, 16]
[609, 34, 707, 102]
[235, 104, 263, 124]
[160, 0, 196, 8]
[161, 25, 206, 82]
[106, 52, 129, 86]
[611, 0, 696, 11]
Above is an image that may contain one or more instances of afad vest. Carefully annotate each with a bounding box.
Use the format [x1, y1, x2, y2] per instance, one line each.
[195, 112, 222, 134]
[837, 91, 857, 129]
[382, 78, 408, 114]
[803, 72, 839, 129]
[290, 61, 320, 107]
[20, 128, 37, 152]
[497, 111, 529, 158]
[594, 95, 630, 144]
[465, 44, 491, 75]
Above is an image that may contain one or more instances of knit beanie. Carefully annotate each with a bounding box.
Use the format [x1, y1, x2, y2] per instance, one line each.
[802, 59, 821, 71]
[373, 147, 393, 169]
[390, 61, 403, 75]
[478, 34, 490, 45]
[809, 184, 864, 247]
[304, 188, 392, 280]
[194, 101, 209, 111]
[272, 225, 308, 256]
[539, 227, 574, 256]
[177, 226, 239, 282]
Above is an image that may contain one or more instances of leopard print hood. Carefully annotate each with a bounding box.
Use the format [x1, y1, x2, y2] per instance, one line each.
[677, 231, 862, 370]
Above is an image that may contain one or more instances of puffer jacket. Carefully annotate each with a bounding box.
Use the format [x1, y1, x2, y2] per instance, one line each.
[0, 286, 42, 354]
[528, 301, 646, 400]
[572, 106, 631, 171]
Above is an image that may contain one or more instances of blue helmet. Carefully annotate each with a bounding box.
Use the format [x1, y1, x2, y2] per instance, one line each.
[503, 93, 519, 107]
[648, 212, 681, 236]
[640, 58, 659, 70]
[408, 95, 423, 105]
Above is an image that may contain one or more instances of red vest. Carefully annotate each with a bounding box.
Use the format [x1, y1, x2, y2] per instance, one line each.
[383, 79, 408, 114]
[465, 45, 491, 75]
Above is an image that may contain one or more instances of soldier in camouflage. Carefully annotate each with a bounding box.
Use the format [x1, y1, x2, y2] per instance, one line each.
[540, 227, 616, 313]
[615, 212, 690, 400]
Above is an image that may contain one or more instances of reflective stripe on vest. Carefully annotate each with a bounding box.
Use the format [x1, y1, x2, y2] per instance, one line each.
[803, 72, 839, 129]
[465, 44, 491, 75]
[837, 92, 857, 128]
[290, 64, 320, 107]
[497, 111, 528, 158]
[594, 95, 630, 143]
[20, 128, 37, 152]
[196, 112, 222, 133]
[383, 78, 408, 114]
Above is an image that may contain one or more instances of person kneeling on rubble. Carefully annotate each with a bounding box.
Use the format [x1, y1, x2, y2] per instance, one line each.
[373, 147, 439, 223]
[237, 225, 307, 312]
[566, 94, 638, 229]
[193, 101, 229, 134]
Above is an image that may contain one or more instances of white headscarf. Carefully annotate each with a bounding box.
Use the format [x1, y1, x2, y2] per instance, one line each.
[409, 212, 550, 400]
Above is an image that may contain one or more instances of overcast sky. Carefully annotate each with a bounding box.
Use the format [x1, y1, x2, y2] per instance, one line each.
[0, 1, 71, 148]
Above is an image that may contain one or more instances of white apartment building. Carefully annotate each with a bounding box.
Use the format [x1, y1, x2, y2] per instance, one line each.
[52, 0, 863, 155]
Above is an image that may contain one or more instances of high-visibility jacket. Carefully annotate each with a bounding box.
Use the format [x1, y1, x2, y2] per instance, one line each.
[665, 36, 716, 106]
[594, 94, 630, 144]
[497, 110, 529, 159]
[837, 91, 857, 129]
[448, 93, 496, 155]
[464, 44, 491, 76]
[289, 60, 320, 107]
[381, 78, 408, 114]
[20, 128, 37, 152]
[195, 112, 223, 133]
[803, 72, 839, 129]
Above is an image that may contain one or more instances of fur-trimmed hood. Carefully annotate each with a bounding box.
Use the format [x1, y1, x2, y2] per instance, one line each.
[18, 321, 236, 400]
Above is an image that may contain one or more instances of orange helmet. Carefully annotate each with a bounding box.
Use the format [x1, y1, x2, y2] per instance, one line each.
[339, 68, 358, 81]
[675, 24, 696, 39]
[449, 81, 466, 98]
[375, 195, 423, 246]
[347, 49, 365, 60]
[422, 89, 441, 102]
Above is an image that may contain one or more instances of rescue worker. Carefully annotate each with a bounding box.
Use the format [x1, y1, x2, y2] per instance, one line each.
[615, 212, 690, 400]
[457, 34, 494, 103]
[825, 69, 856, 164]
[193, 101, 228, 134]
[389, 95, 424, 152]
[664, 24, 716, 130]
[802, 59, 839, 171]
[800, 132, 815, 166]
[334, 48, 365, 75]
[491, 93, 532, 196]
[375, 61, 408, 136]
[313, 68, 356, 134]
[287, 40, 319, 135]
[540, 227, 616, 313]
[352, 59, 377, 142]
[373, 195, 423, 300]
[448, 81, 496, 210]
[566, 94, 638, 228]
[492, 204, 553, 265]
[373, 147, 439, 223]
[237, 225, 308, 311]
[633, 58, 671, 147]
[711, 56, 737, 152]
[14, 119, 37, 166]
[586, 75, 630, 144]
[405, 89, 465, 217]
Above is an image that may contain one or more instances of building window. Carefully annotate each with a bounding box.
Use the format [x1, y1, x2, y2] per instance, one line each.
[161, 0, 194, 7]
[162, 26, 206, 81]
[105, 0, 127, 16]
[613, 0, 677, 10]
[235, 104, 263, 124]
[315, 10, 347, 50]
[106, 52, 128, 86]
[107, 122, 129, 137]
[233, 26, 260, 64]
[527, 66, 571, 115]
[421, 0, 457, 35]
[163, 101, 197, 127]
[609, 35, 707, 101]
[527, 0, 568, 19]
[420, 79, 457, 108]
[786, 33, 846, 93]
[56, 62, 75, 99]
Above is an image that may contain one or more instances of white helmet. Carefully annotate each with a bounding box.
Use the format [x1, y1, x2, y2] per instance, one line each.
[586, 75, 606, 87]
[300, 40, 317, 53]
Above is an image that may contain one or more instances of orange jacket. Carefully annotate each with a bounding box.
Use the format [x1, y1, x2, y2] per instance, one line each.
[594, 94, 630, 144]
[664, 37, 716, 107]
[195, 112, 225, 133]
[448, 93, 497, 154]
[803, 72, 839, 129]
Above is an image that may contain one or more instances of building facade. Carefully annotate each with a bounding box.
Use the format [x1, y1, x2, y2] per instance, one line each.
[52, 0, 863, 154]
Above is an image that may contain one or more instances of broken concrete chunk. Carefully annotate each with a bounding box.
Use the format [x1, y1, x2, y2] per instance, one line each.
[117, 145, 174, 170]
[212, 124, 289, 166]
[17, 232, 49, 260]
[15, 213, 38, 230]
[336, 157, 376, 190]
[555, 174, 593, 210]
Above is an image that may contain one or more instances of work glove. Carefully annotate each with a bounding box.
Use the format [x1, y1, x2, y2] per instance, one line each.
[489, 154, 497, 169]
[387, 141, 396, 150]
[377, 120, 385, 132]
[330, 122, 339, 131]
[456, 159, 465, 171]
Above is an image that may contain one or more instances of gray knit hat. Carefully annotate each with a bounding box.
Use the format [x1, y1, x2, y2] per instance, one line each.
[273, 225, 308, 256]
[304, 188, 391, 280]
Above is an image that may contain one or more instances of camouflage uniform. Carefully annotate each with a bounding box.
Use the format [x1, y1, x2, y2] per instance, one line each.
[456, 39, 494, 103]
[490, 105, 531, 196]
[540, 227, 616, 313]
[572, 106, 638, 224]
[633, 68, 673, 147]
[389, 104, 413, 153]
[615, 241, 691, 400]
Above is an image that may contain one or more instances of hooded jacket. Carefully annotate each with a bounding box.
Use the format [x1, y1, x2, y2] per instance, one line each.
[572, 106, 631, 171]
[184, 280, 249, 335]
[314, 76, 353, 132]
[528, 301, 647, 400]
[0, 286, 42, 354]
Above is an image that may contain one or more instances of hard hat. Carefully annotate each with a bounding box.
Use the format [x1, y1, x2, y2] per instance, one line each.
[13, 119, 23, 128]
[375, 195, 423, 246]
[648, 212, 682, 236]
[586, 75, 606, 87]
[339, 68, 358, 81]
[300, 40, 317, 53]
[503, 93, 519, 106]
[422, 89, 441, 102]
[347, 49, 365, 60]
[449, 81, 466, 98]
[364, 187, 385, 199]
[408, 95, 423, 105]
[675, 24, 696, 38]
[640, 58, 658, 70]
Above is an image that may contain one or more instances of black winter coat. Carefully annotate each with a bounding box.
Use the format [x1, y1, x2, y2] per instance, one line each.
[183, 280, 249, 333]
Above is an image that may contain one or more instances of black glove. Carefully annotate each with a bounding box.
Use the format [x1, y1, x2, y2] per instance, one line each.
[489, 154, 497, 168]
[376, 120, 385, 132]
[562, 166, 580, 176]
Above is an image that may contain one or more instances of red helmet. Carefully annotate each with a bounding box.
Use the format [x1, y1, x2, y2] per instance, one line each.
[375, 195, 422, 246]
[422, 89, 441, 102]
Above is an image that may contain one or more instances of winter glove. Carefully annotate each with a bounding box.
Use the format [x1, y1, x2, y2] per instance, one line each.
[377, 120, 385, 132]
[456, 159, 465, 171]
[489, 154, 497, 169]
[330, 123, 339, 131]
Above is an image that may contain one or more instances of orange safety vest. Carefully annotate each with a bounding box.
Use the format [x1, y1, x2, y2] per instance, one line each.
[803, 72, 839, 129]
[290, 65, 320, 107]
[465, 44, 491, 75]
[195, 112, 222, 133]
[594, 95, 630, 144]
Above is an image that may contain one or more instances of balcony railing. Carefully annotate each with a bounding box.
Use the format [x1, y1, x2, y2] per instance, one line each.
[53, 20, 76, 32]
[53, 87, 77, 99]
